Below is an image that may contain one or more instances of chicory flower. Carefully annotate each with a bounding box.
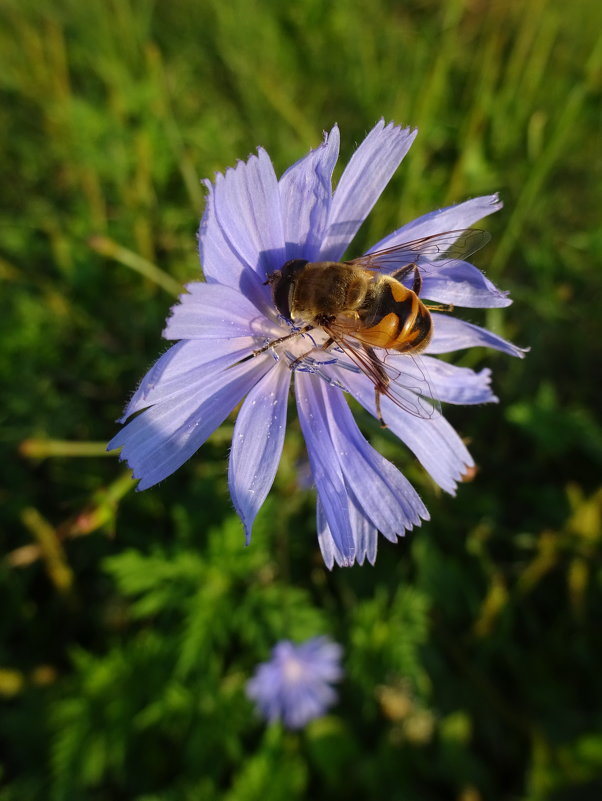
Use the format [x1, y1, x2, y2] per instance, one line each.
[108, 120, 524, 567]
[246, 637, 343, 729]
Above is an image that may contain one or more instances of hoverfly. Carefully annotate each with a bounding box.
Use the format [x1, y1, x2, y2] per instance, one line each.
[257, 229, 490, 424]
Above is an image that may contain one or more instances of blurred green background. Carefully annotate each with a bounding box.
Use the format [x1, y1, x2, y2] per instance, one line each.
[1, 0, 601, 799]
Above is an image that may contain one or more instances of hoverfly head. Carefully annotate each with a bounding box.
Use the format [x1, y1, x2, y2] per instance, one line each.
[268, 258, 308, 322]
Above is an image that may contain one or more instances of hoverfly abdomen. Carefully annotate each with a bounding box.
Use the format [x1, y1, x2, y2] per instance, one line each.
[360, 280, 411, 327]
[357, 277, 432, 353]
[397, 299, 432, 352]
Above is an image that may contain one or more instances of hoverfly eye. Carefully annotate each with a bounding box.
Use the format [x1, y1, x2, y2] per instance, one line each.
[271, 258, 308, 321]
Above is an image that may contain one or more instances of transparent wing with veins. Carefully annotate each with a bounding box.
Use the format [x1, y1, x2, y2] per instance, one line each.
[322, 320, 441, 422]
[347, 228, 491, 278]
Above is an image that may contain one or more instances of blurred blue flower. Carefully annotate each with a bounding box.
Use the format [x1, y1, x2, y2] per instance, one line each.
[246, 637, 343, 729]
[108, 120, 524, 567]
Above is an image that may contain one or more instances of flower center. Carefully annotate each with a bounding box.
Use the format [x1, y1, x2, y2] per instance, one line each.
[253, 319, 360, 388]
[282, 655, 305, 684]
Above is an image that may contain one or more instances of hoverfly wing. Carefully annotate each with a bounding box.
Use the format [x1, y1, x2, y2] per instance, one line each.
[347, 228, 491, 275]
[383, 350, 442, 418]
[324, 322, 441, 420]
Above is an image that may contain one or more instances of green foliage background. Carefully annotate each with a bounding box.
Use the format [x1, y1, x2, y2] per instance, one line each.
[1, 0, 601, 799]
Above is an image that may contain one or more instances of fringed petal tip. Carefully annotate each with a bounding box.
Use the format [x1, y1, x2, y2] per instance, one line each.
[316, 482, 430, 570]
[464, 191, 503, 213]
[515, 344, 530, 359]
[230, 145, 271, 173]
[104, 449, 142, 491]
[319, 120, 418, 261]
[375, 116, 418, 138]
[321, 552, 360, 571]
[491, 290, 512, 308]
[322, 123, 339, 142]
[489, 192, 503, 210]
[446, 458, 477, 497]
[480, 367, 500, 404]
[319, 510, 432, 570]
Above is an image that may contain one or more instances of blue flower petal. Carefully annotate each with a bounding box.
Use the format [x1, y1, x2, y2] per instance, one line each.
[295, 374, 356, 565]
[228, 362, 291, 544]
[299, 377, 428, 568]
[198, 182, 245, 284]
[317, 501, 378, 569]
[388, 355, 498, 405]
[296, 637, 343, 679]
[279, 125, 340, 262]
[354, 509, 379, 566]
[419, 260, 511, 308]
[428, 314, 528, 358]
[321, 386, 429, 540]
[199, 181, 270, 313]
[366, 194, 508, 307]
[163, 282, 276, 340]
[120, 337, 258, 422]
[319, 120, 417, 261]
[369, 194, 503, 250]
[109, 356, 273, 490]
[213, 148, 287, 280]
[353, 507, 379, 566]
[316, 500, 337, 569]
[342, 370, 474, 494]
[246, 637, 343, 729]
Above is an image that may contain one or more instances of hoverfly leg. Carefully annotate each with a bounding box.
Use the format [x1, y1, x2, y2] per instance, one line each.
[391, 261, 419, 287]
[391, 262, 452, 308]
[361, 344, 389, 427]
[411, 265, 422, 296]
[252, 324, 314, 357]
[288, 336, 335, 370]
[375, 388, 387, 428]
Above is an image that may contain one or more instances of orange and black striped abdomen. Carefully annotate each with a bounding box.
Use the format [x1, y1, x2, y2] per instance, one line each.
[358, 277, 432, 353]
